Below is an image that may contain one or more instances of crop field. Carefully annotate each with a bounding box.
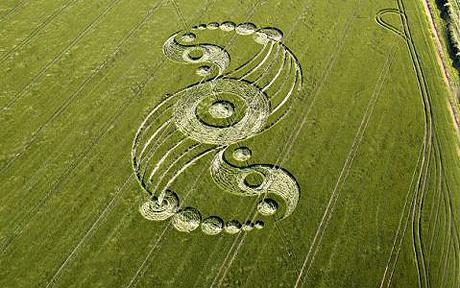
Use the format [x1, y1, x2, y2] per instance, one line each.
[1, 0, 459, 287]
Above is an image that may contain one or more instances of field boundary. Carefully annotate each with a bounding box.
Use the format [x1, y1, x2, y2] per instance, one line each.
[422, 0, 460, 143]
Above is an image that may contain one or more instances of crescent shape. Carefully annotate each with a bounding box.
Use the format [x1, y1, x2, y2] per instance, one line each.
[210, 149, 299, 219]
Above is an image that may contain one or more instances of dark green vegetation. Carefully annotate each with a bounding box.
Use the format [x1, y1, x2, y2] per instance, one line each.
[436, 0, 460, 64]
[0, 0, 459, 287]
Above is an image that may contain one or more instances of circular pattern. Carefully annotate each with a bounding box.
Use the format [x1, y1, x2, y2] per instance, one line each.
[173, 78, 270, 145]
[254, 28, 283, 44]
[243, 171, 265, 188]
[224, 220, 242, 234]
[196, 65, 212, 76]
[208, 100, 235, 119]
[201, 216, 224, 235]
[233, 147, 252, 161]
[257, 198, 278, 216]
[186, 48, 204, 61]
[220, 21, 236, 31]
[195, 91, 247, 128]
[235, 23, 257, 35]
[242, 221, 254, 231]
[207, 22, 219, 30]
[139, 191, 179, 221]
[172, 207, 201, 232]
[255, 220, 265, 229]
[180, 32, 196, 42]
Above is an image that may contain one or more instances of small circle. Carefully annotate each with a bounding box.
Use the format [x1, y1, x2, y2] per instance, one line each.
[243, 171, 265, 188]
[257, 199, 278, 216]
[197, 24, 207, 30]
[208, 101, 234, 119]
[201, 216, 224, 235]
[207, 22, 219, 30]
[172, 207, 201, 233]
[139, 191, 179, 221]
[254, 220, 265, 229]
[196, 65, 212, 76]
[253, 28, 283, 44]
[180, 32, 196, 42]
[253, 32, 269, 45]
[233, 147, 252, 162]
[224, 220, 241, 234]
[242, 221, 254, 232]
[220, 21, 236, 31]
[187, 48, 204, 60]
[236, 23, 257, 35]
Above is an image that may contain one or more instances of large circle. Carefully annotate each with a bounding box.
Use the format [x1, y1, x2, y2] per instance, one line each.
[173, 78, 270, 145]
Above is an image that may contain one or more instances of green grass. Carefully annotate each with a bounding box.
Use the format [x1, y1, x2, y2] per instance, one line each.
[0, 0, 459, 287]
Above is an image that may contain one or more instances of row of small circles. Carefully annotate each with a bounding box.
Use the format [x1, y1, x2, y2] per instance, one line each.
[192, 21, 258, 35]
[171, 208, 267, 235]
[181, 21, 283, 77]
[189, 21, 283, 42]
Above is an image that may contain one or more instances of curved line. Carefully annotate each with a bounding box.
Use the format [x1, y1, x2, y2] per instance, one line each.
[147, 138, 188, 182]
[225, 43, 269, 77]
[266, 55, 294, 99]
[251, 43, 283, 84]
[139, 129, 181, 184]
[152, 143, 204, 197]
[238, 42, 276, 80]
[272, 67, 300, 114]
[282, 43, 304, 89]
[131, 95, 178, 170]
[375, 9, 405, 39]
[261, 48, 288, 91]
[136, 120, 172, 169]
[157, 146, 221, 201]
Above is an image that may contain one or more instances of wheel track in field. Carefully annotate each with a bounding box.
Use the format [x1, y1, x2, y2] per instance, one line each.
[0, 0, 167, 176]
[413, 1, 460, 284]
[426, 143, 442, 261]
[437, 159, 460, 287]
[126, 161, 213, 288]
[0, 0, 124, 113]
[0, 66, 148, 255]
[32, 1, 219, 285]
[380, 0, 460, 287]
[0, 0, 29, 21]
[378, 2, 432, 287]
[0, 0, 79, 64]
[375, 8, 405, 39]
[294, 41, 396, 288]
[0, 0, 168, 219]
[0, 0, 182, 254]
[44, 173, 135, 288]
[169, 0, 188, 29]
[216, 0, 362, 284]
[209, 1, 362, 286]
